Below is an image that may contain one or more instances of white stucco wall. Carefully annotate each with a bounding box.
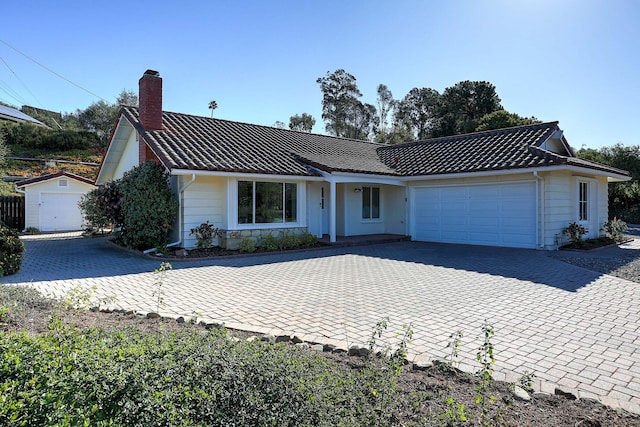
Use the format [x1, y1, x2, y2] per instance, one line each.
[22, 176, 95, 231]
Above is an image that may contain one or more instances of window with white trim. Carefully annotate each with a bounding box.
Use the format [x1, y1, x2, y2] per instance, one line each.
[238, 181, 297, 224]
[578, 181, 589, 222]
[362, 186, 380, 219]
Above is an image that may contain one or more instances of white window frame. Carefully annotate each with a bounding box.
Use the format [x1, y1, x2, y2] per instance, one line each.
[361, 186, 382, 222]
[230, 178, 303, 230]
[577, 180, 589, 223]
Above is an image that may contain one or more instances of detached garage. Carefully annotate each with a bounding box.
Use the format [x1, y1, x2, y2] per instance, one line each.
[15, 172, 96, 232]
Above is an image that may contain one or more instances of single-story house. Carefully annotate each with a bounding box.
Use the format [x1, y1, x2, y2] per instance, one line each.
[96, 70, 630, 250]
[15, 172, 96, 232]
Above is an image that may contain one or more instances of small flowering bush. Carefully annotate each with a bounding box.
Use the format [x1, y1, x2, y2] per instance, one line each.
[79, 180, 123, 233]
[190, 221, 221, 249]
[0, 225, 25, 276]
[602, 217, 628, 243]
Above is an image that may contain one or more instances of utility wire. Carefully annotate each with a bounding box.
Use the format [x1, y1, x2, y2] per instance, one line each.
[0, 39, 109, 102]
[0, 55, 44, 107]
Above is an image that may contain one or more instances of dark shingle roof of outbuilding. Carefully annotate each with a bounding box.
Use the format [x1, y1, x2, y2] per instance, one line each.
[120, 107, 629, 179]
[15, 171, 95, 187]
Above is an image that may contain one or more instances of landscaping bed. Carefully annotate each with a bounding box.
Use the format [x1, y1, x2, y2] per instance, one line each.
[1, 284, 638, 426]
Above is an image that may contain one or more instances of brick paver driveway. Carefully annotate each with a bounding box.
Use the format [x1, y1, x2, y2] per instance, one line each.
[5, 233, 640, 413]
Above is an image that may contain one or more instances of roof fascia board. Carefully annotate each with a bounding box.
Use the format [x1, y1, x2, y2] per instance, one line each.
[95, 115, 134, 184]
[328, 172, 406, 186]
[170, 169, 325, 182]
[401, 165, 630, 182]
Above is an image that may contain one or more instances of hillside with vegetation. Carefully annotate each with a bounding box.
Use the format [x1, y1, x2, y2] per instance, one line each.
[0, 90, 137, 195]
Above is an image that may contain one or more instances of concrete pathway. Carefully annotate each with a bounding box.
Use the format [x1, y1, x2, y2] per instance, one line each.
[5, 233, 640, 414]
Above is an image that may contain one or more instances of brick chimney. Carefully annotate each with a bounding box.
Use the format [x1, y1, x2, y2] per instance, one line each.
[139, 69, 162, 131]
[138, 70, 162, 163]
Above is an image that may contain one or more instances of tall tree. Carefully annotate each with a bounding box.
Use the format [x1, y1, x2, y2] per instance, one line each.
[394, 87, 442, 140]
[208, 100, 218, 118]
[376, 84, 396, 133]
[316, 69, 376, 140]
[435, 80, 502, 136]
[117, 89, 138, 106]
[289, 113, 316, 132]
[577, 144, 640, 222]
[77, 89, 138, 147]
[475, 110, 541, 132]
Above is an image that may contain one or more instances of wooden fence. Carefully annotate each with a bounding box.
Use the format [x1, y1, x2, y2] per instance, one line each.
[0, 196, 25, 230]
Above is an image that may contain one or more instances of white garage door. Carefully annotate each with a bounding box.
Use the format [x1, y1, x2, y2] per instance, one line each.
[411, 182, 537, 248]
[39, 193, 85, 231]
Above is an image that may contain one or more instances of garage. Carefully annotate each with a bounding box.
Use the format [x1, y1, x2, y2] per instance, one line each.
[15, 172, 96, 232]
[411, 181, 537, 248]
[39, 192, 85, 231]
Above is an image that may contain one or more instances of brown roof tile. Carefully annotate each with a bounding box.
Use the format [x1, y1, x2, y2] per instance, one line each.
[377, 122, 629, 177]
[123, 107, 395, 176]
[120, 108, 629, 179]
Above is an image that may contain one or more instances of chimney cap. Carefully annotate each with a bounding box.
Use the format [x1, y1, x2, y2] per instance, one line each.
[143, 69, 160, 77]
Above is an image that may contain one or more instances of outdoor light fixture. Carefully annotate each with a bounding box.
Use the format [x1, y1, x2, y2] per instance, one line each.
[354, 188, 362, 193]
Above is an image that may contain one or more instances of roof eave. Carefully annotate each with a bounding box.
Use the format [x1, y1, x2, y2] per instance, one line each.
[170, 168, 325, 181]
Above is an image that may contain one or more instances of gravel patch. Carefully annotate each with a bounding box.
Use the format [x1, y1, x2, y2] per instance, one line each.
[548, 237, 640, 283]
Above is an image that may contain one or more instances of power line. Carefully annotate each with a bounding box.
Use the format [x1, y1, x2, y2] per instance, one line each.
[0, 55, 44, 107]
[0, 39, 109, 102]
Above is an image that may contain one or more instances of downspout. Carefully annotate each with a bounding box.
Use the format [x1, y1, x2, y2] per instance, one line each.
[534, 171, 545, 249]
[144, 173, 196, 254]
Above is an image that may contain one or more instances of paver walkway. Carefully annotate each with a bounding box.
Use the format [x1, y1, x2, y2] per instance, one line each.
[5, 233, 640, 414]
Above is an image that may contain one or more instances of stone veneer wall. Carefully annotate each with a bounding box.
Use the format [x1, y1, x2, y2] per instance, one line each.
[221, 227, 308, 250]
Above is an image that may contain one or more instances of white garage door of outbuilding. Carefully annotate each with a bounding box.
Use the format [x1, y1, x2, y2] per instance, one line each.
[411, 181, 537, 249]
[39, 192, 84, 232]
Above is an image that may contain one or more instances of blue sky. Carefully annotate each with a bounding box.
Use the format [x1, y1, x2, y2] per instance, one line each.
[1, 0, 638, 149]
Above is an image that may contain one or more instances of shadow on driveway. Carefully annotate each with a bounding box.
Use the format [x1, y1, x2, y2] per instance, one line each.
[4, 235, 610, 293]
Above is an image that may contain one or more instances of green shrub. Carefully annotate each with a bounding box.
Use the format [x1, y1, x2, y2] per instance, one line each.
[260, 234, 279, 251]
[300, 231, 318, 248]
[118, 162, 178, 250]
[603, 218, 628, 242]
[0, 226, 24, 276]
[238, 238, 256, 253]
[189, 221, 221, 249]
[79, 180, 123, 233]
[0, 326, 403, 426]
[279, 232, 301, 250]
[563, 221, 587, 245]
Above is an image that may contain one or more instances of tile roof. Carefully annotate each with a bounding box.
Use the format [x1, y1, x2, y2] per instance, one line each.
[15, 171, 96, 187]
[122, 107, 395, 176]
[120, 107, 629, 179]
[377, 122, 630, 177]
